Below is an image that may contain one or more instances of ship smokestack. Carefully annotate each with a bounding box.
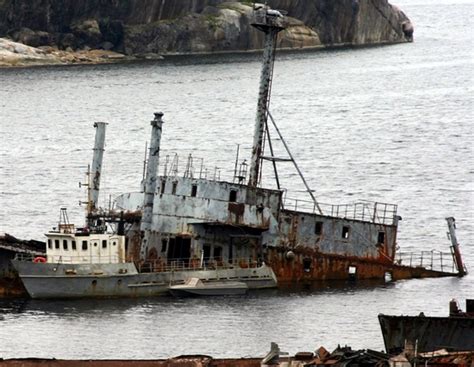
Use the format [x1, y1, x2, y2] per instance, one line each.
[88, 122, 107, 221]
[140, 112, 164, 260]
[248, 7, 286, 187]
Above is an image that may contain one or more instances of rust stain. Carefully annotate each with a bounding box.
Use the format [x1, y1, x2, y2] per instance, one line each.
[228, 202, 245, 224]
[265, 246, 457, 283]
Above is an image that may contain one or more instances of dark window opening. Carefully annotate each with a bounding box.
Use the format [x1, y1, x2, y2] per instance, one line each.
[125, 237, 129, 254]
[102, 240, 107, 249]
[112, 241, 117, 246]
[172, 182, 177, 195]
[342, 226, 350, 239]
[72, 241, 76, 250]
[191, 184, 198, 197]
[93, 242, 98, 247]
[348, 265, 357, 280]
[167, 237, 191, 265]
[315, 221, 323, 235]
[55, 239, 60, 249]
[63, 240, 68, 250]
[92, 280, 97, 286]
[377, 231, 385, 244]
[229, 190, 237, 202]
[303, 258, 312, 273]
[48, 239, 52, 249]
[82, 241, 88, 251]
[161, 180, 166, 194]
[161, 239, 168, 253]
[203, 244, 211, 265]
[214, 246, 223, 262]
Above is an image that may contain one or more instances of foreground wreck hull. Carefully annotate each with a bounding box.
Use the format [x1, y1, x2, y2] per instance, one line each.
[379, 314, 474, 354]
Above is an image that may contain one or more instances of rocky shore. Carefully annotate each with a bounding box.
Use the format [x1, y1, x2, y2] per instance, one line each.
[0, 0, 414, 67]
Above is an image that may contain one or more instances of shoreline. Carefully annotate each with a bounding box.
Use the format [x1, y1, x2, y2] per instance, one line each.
[0, 38, 410, 69]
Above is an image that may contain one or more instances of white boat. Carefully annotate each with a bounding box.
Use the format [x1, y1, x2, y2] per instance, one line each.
[169, 277, 248, 297]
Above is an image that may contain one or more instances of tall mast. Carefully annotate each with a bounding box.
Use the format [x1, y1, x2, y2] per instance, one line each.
[140, 112, 164, 260]
[248, 7, 286, 187]
[87, 121, 107, 227]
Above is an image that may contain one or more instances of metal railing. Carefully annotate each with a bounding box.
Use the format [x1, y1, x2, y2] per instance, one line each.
[136, 257, 261, 273]
[14, 253, 124, 265]
[395, 250, 457, 273]
[283, 198, 398, 225]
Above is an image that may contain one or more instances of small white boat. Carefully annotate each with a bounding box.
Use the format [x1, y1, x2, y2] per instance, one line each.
[169, 277, 248, 297]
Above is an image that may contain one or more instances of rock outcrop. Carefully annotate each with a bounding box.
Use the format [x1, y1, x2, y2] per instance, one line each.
[0, 0, 413, 66]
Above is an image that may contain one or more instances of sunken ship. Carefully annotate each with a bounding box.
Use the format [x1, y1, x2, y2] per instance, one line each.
[12, 7, 466, 298]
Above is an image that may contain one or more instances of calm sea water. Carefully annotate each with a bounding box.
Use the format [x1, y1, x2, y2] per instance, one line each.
[0, 0, 473, 359]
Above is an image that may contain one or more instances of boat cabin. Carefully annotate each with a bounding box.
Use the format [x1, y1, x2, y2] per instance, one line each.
[46, 224, 126, 264]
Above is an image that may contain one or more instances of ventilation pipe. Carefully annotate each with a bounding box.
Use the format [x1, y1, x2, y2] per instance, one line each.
[140, 112, 164, 260]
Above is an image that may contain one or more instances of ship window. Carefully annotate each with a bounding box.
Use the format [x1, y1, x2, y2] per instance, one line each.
[229, 190, 237, 202]
[48, 239, 52, 249]
[172, 182, 177, 195]
[303, 258, 312, 273]
[161, 239, 167, 253]
[82, 241, 88, 251]
[55, 239, 60, 249]
[378, 231, 385, 244]
[72, 240, 77, 250]
[102, 240, 107, 249]
[191, 184, 198, 197]
[93, 242, 98, 247]
[342, 226, 350, 239]
[63, 240, 68, 250]
[112, 241, 117, 246]
[161, 180, 166, 193]
[315, 221, 323, 235]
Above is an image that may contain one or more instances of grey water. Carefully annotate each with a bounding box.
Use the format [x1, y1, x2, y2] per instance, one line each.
[0, 0, 473, 359]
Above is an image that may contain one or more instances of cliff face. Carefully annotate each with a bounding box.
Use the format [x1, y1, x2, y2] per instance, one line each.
[0, 0, 413, 56]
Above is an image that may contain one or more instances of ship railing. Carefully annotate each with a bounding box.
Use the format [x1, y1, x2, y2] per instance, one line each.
[13, 253, 36, 261]
[13, 253, 125, 264]
[136, 257, 261, 273]
[282, 197, 398, 225]
[395, 250, 457, 273]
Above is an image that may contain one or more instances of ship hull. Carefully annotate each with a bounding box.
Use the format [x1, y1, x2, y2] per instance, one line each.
[11, 261, 277, 299]
[266, 247, 459, 283]
[379, 314, 474, 353]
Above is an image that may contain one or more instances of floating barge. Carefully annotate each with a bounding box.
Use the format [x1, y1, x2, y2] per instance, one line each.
[11, 6, 467, 299]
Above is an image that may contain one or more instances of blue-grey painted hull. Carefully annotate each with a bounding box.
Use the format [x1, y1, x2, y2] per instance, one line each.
[11, 261, 277, 299]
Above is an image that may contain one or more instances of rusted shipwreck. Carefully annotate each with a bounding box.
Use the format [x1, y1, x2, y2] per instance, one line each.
[12, 7, 467, 298]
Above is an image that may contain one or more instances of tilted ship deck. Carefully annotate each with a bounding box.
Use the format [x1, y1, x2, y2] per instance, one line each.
[12, 6, 467, 299]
